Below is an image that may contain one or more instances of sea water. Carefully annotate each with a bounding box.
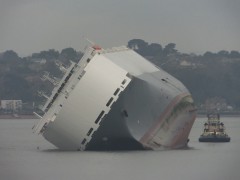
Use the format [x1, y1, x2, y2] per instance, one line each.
[0, 117, 240, 180]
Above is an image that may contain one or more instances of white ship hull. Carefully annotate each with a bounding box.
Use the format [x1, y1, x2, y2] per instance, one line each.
[34, 46, 196, 150]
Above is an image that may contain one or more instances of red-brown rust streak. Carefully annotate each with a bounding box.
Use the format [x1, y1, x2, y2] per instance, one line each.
[169, 114, 196, 148]
[140, 92, 190, 144]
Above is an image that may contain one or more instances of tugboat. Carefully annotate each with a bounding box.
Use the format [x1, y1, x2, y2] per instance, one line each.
[199, 114, 230, 142]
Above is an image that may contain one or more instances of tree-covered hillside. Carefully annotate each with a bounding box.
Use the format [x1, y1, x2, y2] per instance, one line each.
[1, 40, 240, 113]
[0, 48, 83, 112]
[128, 39, 240, 111]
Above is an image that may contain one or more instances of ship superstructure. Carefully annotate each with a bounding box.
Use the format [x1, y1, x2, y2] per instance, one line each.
[34, 46, 196, 150]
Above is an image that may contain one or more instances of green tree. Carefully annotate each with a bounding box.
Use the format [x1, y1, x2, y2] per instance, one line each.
[0, 73, 32, 101]
[0, 50, 19, 62]
[203, 51, 216, 58]
[60, 47, 78, 62]
[32, 49, 59, 60]
[146, 43, 163, 56]
[229, 50, 240, 58]
[128, 39, 148, 50]
[217, 50, 229, 57]
[163, 43, 177, 56]
[128, 39, 163, 57]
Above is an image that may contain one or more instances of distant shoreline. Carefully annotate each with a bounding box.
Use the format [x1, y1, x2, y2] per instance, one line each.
[1, 113, 239, 120]
[197, 112, 240, 117]
[0, 114, 38, 119]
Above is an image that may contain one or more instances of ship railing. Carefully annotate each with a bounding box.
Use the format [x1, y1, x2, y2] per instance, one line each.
[33, 47, 98, 134]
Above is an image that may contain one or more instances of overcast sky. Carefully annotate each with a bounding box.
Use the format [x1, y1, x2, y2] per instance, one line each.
[1, 0, 240, 56]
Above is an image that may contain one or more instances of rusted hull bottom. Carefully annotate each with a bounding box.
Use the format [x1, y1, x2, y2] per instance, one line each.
[139, 94, 196, 150]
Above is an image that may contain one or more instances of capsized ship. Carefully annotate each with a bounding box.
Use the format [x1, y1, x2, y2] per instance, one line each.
[199, 114, 230, 142]
[33, 45, 197, 151]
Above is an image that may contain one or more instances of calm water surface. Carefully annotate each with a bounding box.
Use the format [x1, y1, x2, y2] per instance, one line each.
[0, 117, 240, 180]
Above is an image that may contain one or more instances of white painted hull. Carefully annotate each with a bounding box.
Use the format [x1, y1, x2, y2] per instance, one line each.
[34, 46, 196, 150]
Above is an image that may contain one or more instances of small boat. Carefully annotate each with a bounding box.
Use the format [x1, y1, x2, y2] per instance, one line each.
[199, 114, 230, 142]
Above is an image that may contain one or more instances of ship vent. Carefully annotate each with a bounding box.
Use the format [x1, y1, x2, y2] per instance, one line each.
[106, 97, 114, 107]
[121, 79, 127, 85]
[87, 128, 94, 136]
[113, 88, 120, 96]
[95, 111, 105, 124]
[81, 139, 87, 145]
